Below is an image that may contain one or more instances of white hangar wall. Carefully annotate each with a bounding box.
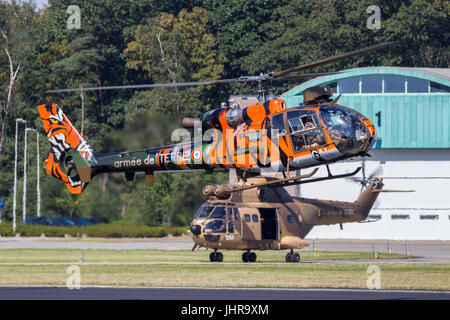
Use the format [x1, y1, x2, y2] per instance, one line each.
[301, 149, 450, 240]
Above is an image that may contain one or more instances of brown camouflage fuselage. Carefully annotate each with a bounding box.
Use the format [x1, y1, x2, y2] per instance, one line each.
[190, 177, 383, 252]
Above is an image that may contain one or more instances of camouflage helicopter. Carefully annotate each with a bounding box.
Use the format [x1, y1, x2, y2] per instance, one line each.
[38, 42, 400, 262]
[191, 174, 385, 263]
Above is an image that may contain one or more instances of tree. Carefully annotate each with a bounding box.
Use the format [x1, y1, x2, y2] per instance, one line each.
[0, 28, 20, 153]
[124, 7, 226, 116]
[203, 0, 290, 77]
[0, 1, 36, 152]
[232, 0, 448, 95]
[383, 0, 449, 67]
[49, 35, 104, 136]
[34, 0, 159, 150]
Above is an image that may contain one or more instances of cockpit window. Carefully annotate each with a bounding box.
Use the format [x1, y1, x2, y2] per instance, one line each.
[226, 206, 238, 221]
[203, 220, 226, 233]
[271, 113, 286, 138]
[301, 115, 317, 129]
[291, 133, 306, 151]
[233, 208, 240, 220]
[210, 206, 226, 219]
[196, 204, 214, 218]
[194, 204, 206, 218]
[287, 110, 326, 152]
[271, 113, 284, 129]
[288, 111, 321, 133]
[288, 118, 303, 132]
[196, 204, 228, 219]
[227, 207, 233, 221]
[319, 106, 368, 155]
[304, 129, 326, 146]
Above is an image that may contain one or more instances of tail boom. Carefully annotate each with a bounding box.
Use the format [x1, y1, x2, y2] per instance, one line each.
[38, 102, 207, 193]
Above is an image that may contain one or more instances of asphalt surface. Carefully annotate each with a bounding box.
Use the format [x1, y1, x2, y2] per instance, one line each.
[0, 286, 449, 300]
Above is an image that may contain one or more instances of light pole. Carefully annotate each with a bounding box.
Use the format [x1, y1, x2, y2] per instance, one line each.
[22, 122, 28, 221]
[13, 118, 26, 232]
[36, 130, 41, 217]
[25, 128, 40, 218]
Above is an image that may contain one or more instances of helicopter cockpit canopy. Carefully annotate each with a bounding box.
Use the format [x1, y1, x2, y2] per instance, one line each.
[271, 106, 370, 156]
[192, 202, 239, 234]
[194, 203, 226, 219]
[319, 106, 369, 155]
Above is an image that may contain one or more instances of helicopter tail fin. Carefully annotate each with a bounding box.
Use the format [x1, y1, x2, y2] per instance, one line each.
[37, 102, 96, 194]
[354, 179, 384, 220]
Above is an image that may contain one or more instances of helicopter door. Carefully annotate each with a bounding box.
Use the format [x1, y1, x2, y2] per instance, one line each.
[271, 113, 291, 165]
[286, 110, 326, 153]
[259, 208, 278, 240]
[226, 206, 239, 240]
[241, 209, 261, 241]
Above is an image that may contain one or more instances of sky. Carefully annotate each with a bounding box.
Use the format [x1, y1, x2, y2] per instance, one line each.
[30, 0, 48, 9]
[2, 0, 49, 10]
[33, 0, 48, 9]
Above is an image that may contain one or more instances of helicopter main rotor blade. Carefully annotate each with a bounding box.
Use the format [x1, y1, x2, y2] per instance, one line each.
[347, 161, 384, 190]
[47, 72, 343, 94]
[271, 72, 342, 81]
[367, 166, 384, 180]
[46, 78, 243, 94]
[273, 42, 397, 78]
[46, 42, 396, 94]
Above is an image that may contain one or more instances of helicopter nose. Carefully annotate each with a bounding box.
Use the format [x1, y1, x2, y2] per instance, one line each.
[320, 106, 378, 156]
[190, 224, 202, 235]
[333, 118, 370, 155]
[361, 117, 377, 148]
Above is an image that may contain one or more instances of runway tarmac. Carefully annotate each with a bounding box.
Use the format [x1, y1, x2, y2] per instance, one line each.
[0, 286, 449, 300]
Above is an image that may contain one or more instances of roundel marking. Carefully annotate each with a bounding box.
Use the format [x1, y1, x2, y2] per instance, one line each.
[192, 148, 202, 161]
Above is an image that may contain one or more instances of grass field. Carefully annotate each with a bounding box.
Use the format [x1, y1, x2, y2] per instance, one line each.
[0, 248, 408, 263]
[0, 249, 448, 290]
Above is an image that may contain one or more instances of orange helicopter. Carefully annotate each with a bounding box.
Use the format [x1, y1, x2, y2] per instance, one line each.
[38, 43, 393, 195]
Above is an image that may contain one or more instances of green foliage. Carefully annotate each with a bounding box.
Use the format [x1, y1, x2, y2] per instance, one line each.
[118, 171, 228, 227]
[382, 0, 449, 67]
[0, 222, 187, 238]
[204, 0, 290, 77]
[207, 0, 449, 95]
[124, 7, 227, 116]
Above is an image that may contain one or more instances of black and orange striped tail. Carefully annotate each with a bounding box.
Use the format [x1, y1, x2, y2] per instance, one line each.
[37, 102, 95, 194]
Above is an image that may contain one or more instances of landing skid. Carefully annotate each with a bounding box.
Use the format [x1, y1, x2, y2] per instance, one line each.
[229, 165, 361, 193]
[276, 165, 362, 188]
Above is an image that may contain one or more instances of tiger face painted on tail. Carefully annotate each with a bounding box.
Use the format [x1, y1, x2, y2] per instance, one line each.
[37, 102, 95, 194]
